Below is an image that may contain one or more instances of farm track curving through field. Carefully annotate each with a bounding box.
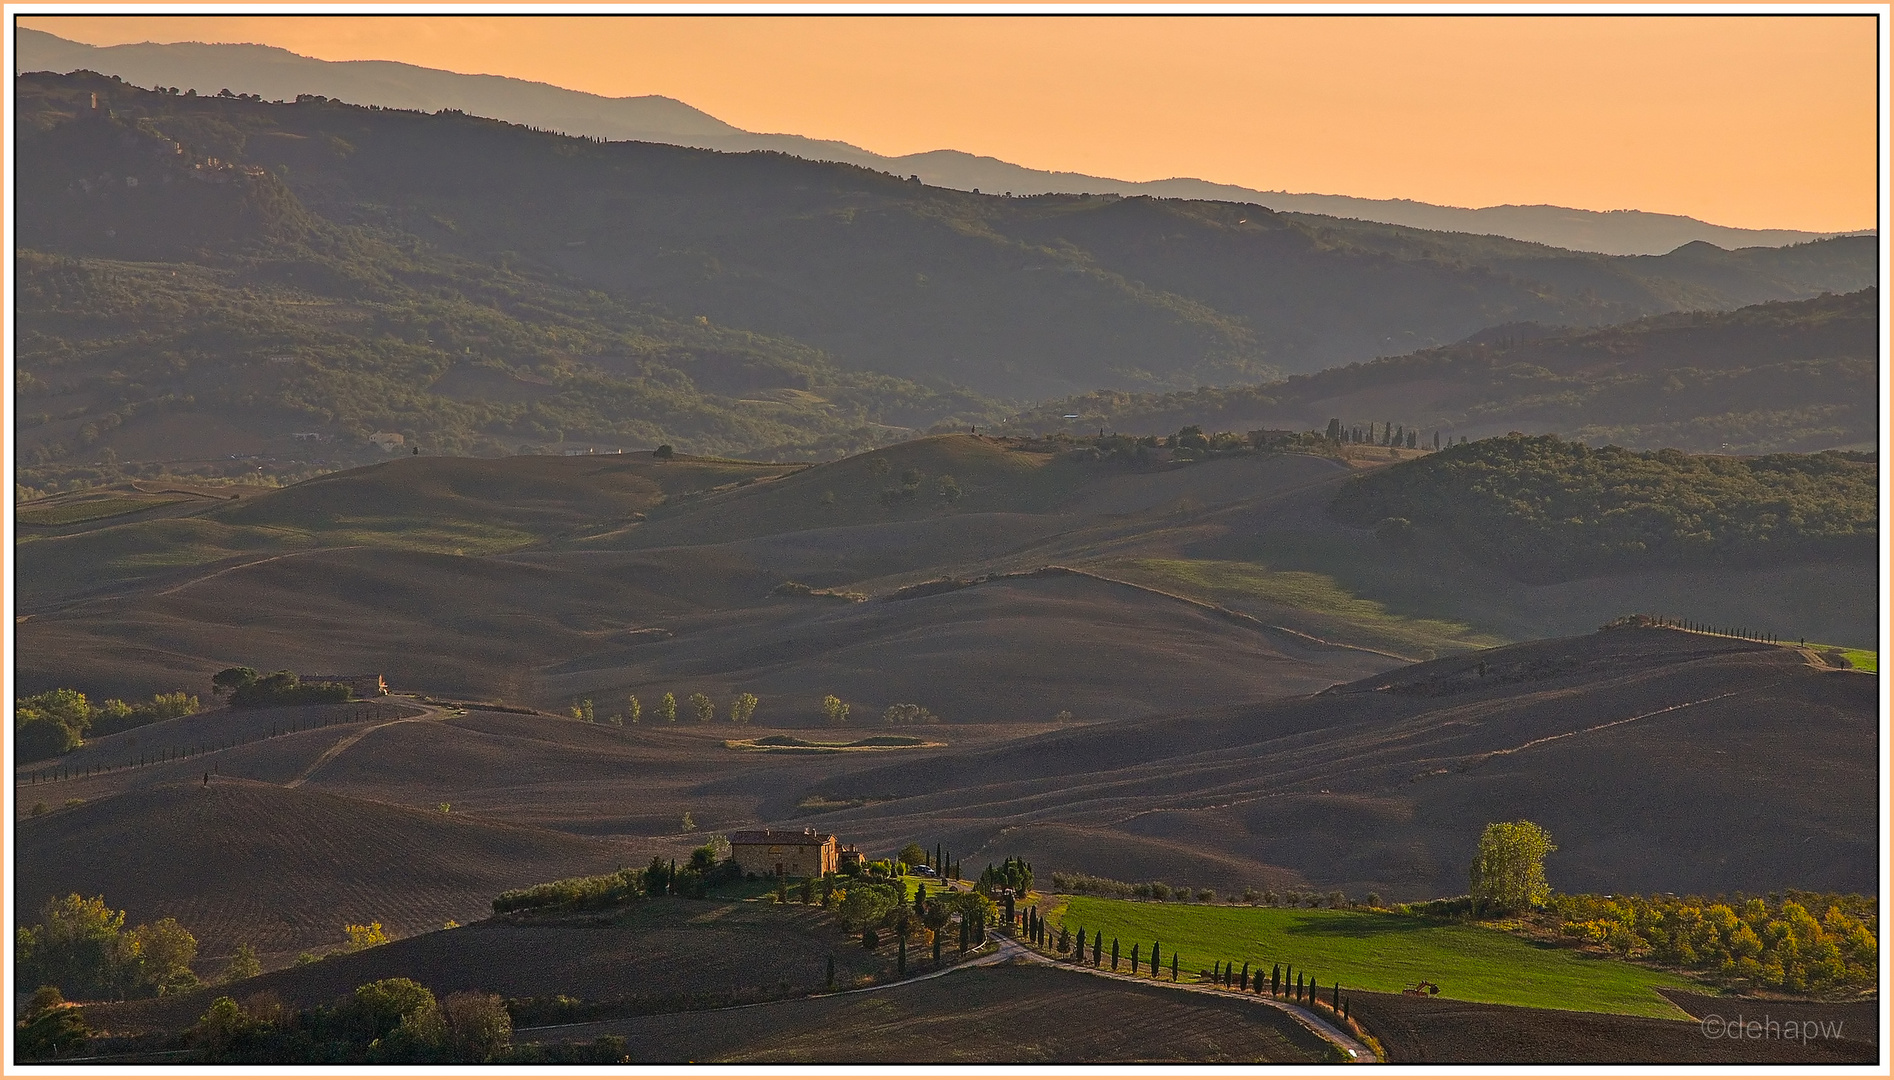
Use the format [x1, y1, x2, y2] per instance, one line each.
[285, 698, 454, 789]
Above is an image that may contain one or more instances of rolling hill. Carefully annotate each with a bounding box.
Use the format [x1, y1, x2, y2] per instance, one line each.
[19, 26, 1867, 256]
[13, 71, 1877, 497]
[793, 626, 1879, 900]
[17, 436, 1876, 710]
[1003, 288, 1879, 454]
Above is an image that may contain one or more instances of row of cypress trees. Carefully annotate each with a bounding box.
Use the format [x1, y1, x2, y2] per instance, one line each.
[1038, 921, 1354, 1022]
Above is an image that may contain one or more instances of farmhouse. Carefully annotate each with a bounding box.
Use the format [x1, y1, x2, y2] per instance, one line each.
[729, 827, 838, 878]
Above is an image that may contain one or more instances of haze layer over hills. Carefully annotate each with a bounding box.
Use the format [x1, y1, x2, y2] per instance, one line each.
[17, 27, 1867, 256]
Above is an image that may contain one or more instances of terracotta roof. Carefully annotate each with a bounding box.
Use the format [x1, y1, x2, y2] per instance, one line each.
[729, 829, 834, 846]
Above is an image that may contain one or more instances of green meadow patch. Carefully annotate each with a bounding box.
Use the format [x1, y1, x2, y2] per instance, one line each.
[1094, 557, 1503, 658]
[1057, 897, 1702, 1019]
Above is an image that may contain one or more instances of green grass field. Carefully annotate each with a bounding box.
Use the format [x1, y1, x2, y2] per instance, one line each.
[1804, 642, 1879, 673]
[1094, 557, 1505, 659]
[1057, 897, 1703, 1019]
[16, 496, 190, 526]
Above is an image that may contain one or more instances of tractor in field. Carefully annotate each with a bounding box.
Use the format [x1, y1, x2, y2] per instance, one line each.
[1401, 981, 1441, 996]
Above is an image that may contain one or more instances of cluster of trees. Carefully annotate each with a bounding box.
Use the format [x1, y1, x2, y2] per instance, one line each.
[1324, 418, 1442, 450]
[1330, 434, 1878, 582]
[15, 893, 200, 1001]
[492, 843, 739, 914]
[188, 978, 513, 1064]
[15, 687, 201, 760]
[825, 876, 996, 963]
[212, 667, 352, 708]
[1549, 892, 1877, 995]
[977, 858, 1034, 897]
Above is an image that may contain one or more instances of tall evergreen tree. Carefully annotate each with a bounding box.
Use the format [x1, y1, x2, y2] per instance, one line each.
[1130, 943, 1141, 974]
[1170, 951, 1179, 981]
[1111, 937, 1120, 970]
[1241, 961, 1250, 991]
[1092, 931, 1102, 966]
[1272, 964, 1281, 996]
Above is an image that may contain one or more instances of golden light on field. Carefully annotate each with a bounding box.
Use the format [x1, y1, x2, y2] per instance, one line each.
[22, 13, 1880, 233]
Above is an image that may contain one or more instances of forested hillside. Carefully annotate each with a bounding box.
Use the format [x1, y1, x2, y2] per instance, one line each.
[1003, 289, 1878, 454]
[1328, 435, 1878, 582]
[15, 71, 1877, 494]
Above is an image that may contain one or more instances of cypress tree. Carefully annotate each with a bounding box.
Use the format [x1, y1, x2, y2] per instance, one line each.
[1092, 931, 1102, 966]
[1152, 941, 1161, 976]
[1241, 961, 1250, 991]
[1333, 982, 1340, 1010]
[1111, 937, 1120, 970]
[1059, 926, 1069, 952]
[1170, 951, 1178, 981]
[934, 932, 942, 964]
[1130, 943, 1141, 974]
[1073, 925, 1084, 958]
[1272, 964, 1281, 996]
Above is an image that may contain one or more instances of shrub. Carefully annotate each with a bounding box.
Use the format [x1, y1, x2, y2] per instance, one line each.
[442, 991, 512, 1062]
[492, 868, 644, 914]
[344, 922, 388, 951]
[689, 692, 714, 723]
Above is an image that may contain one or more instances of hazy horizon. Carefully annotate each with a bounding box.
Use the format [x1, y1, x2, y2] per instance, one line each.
[21, 12, 1880, 234]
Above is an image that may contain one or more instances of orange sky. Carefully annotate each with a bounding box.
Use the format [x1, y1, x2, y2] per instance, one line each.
[21, 13, 1883, 231]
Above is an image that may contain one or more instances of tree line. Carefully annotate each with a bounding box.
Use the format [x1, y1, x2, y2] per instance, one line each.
[15, 687, 200, 761]
[1549, 891, 1876, 995]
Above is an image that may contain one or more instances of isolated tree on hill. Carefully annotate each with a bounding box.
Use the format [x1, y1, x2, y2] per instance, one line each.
[822, 694, 850, 725]
[690, 693, 714, 723]
[1325, 418, 1343, 442]
[626, 694, 641, 723]
[729, 693, 758, 724]
[1470, 820, 1557, 914]
[659, 692, 677, 723]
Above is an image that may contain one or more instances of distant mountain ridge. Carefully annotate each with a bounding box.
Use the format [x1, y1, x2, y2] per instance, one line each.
[17, 26, 1868, 256]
